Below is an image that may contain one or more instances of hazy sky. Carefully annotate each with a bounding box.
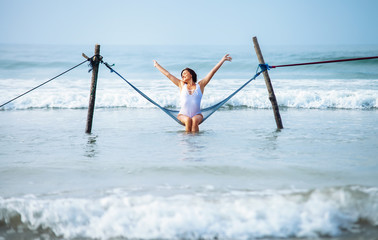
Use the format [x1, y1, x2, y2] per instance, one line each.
[1, 0, 377, 46]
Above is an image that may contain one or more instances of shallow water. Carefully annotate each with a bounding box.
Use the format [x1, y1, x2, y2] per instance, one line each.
[2, 108, 377, 194]
[1, 108, 378, 239]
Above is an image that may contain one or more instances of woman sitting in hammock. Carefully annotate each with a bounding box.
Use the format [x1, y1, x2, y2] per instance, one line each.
[154, 54, 232, 132]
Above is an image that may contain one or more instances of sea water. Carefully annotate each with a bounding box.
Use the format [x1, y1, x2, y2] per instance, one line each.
[0, 44, 378, 239]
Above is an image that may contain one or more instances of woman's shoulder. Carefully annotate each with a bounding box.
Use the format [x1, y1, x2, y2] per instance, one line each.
[178, 80, 185, 89]
[198, 80, 206, 88]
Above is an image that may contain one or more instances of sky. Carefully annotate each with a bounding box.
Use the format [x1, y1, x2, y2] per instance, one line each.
[1, 0, 378, 46]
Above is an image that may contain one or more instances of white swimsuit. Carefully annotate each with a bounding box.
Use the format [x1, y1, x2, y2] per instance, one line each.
[178, 83, 202, 118]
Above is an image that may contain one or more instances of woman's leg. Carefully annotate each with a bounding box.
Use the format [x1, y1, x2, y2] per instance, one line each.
[191, 114, 203, 133]
[178, 114, 192, 132]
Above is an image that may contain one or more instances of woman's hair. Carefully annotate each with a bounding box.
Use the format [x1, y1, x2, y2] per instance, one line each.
[181, 68, 197, 83]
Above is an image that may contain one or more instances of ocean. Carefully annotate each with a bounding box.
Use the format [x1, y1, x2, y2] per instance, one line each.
[0, 44, 377, 240]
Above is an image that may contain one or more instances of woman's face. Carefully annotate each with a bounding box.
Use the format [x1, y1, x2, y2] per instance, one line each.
[182, 70, 192, 83]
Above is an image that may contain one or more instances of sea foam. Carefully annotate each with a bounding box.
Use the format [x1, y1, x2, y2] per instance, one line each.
[0, 78, 377, 110]
[1, 186, 377, 239]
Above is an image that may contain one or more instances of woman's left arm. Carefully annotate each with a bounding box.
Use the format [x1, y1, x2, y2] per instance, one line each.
[199, 54, 232, 90]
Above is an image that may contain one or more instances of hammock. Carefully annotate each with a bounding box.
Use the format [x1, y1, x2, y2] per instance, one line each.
[102, 62, 266, 125]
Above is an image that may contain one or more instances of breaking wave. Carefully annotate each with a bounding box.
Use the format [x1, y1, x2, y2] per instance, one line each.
[1, 78, 377, 111]
[1, 186, 378, 239]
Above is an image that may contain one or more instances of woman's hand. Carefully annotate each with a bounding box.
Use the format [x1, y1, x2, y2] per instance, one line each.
[153, 60, 158, 67]
[222, 54, 232, 62]
[200, 54, 232, 90]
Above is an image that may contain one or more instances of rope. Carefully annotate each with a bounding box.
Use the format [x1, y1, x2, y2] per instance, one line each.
[0, 59, 89, 109]
[200, 65, 265, 122]
[102, 61, 184, 125]
[102, 60, 265, 125]
[269, 56, 378, 69]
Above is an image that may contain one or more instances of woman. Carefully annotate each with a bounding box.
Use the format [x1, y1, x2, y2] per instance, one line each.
[154, 54, 232, 132]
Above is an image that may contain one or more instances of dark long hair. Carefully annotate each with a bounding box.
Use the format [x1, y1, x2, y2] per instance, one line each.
[181, 68, 197, 83]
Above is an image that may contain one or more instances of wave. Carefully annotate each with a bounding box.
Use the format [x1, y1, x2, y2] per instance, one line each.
[1, 78, 377, 111]
[1, 86, 377, 111]
[1, 186, 377, 239]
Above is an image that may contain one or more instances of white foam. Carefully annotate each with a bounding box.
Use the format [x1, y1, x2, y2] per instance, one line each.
[1, 186, 377, 239]
[1, 78, 377, 110]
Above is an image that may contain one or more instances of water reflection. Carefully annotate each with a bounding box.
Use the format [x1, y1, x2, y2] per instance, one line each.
[84, 134, 98, 158]
[263, 129, 281, 151]
[178, 132, 206, 162]
[250, 128, 282, 162]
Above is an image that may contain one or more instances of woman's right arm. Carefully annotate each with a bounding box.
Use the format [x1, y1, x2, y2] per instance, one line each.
[154, 60, 181, 87]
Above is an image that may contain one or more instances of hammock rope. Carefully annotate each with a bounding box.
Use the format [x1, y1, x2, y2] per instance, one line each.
[102, 61, 266, 125]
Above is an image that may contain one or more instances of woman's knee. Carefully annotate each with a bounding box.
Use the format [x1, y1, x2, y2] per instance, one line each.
[179, 115, 192, 125]
[185, 118, 192, 126]
[192, 115, 203, 126]
[192, 118, 199, 126]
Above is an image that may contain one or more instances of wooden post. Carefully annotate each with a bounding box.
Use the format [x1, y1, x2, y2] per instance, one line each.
[252, 37, 283, 129]
[85, 44, 101, 134]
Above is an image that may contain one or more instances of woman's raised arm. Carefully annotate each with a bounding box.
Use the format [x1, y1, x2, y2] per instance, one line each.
[199, 54, 232, 90]
[153, 60, 181, 87]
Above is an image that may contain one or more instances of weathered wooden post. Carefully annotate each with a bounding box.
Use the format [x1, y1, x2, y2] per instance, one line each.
[84, 44, 101, 134]
[252, 37, 283, 129]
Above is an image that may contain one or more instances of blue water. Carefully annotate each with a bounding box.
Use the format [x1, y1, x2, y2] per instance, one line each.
[0, 44, 378, 240]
